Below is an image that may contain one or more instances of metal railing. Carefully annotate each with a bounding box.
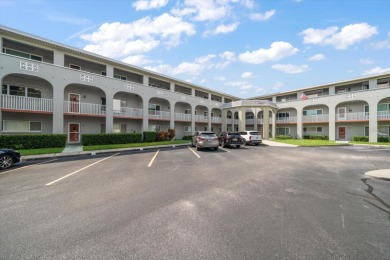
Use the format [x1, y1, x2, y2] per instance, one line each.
[336, 112, 369, 121]
[276, 116, 297, 124]
[195, 115, 208, 122]
[1, 95, 53, 112]
[64, 101, 106, 115]
[302, 114, 329, 123]
[175, 113, 191, 121]
[114, 107, 143, 118]
[211, 116, 222, 123]
[378, 111, 390, 120]
[149, 111, 170, 120]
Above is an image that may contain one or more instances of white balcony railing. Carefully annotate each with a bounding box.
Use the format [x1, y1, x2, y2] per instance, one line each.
[336, 112, 369, 121]
[211, 116, 222, 123]
[378, 111, 390, 120]
[175, 113, 191, 121]
[64, 101, 106, 116]
[114, 107, 143, 118]
[149, 111, 170, 120]
[226, 118, 232, 124]
[195, 115, 208, 122]
[246, 119, 255, 125]
[276, 116, 297, 124]
[1, 95, 53, 112]
[302, 114, 329, 123]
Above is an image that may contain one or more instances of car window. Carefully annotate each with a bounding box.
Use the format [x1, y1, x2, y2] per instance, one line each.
[239, 132, 246, 135]
[200, 133, 216, 137]
[250, 132, 260, 135]
[229, 132, 240, 135]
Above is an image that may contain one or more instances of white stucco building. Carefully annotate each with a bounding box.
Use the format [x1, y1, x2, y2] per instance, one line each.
[1, 26, 389, 143]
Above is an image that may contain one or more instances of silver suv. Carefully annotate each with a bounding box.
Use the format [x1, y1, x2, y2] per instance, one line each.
[192, 131, 219, 151]
[239, 131, 262, 146]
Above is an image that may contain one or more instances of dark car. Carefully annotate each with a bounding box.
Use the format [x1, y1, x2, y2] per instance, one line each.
[218, 132, 243, 148]
[0, 149, 21, 169]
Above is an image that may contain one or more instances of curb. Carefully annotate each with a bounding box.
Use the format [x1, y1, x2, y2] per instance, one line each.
[21, 143, 191, 162]
[365, 169, 390, 181]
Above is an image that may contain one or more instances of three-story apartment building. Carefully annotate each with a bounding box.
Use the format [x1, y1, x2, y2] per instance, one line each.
[1, 26, 389, 143]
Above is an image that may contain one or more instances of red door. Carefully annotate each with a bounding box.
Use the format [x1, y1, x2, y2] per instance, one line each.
[69, 123, 80, 143]
[338, 127, 346, 140]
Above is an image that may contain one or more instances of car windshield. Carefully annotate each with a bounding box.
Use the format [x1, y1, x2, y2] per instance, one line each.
[200, 133, 216, 138]
[249, 132, 260, 135]
[228, 132, 240, 136]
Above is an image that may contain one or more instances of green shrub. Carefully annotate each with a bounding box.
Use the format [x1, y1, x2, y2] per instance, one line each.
[0, 134, 67, 149]
[182, 135, 193, 140]
[143, 131, 157, 142]
[378, 136, 390, 142]
[353, 136, 369, 142]
[275, 135, 292, 139]
[303, 135, 329, 140]
[81, 133, 142, 146]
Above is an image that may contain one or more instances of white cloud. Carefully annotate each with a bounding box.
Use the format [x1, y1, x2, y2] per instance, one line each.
[81, 14, 195, 58]
[300, 23, 377, 49]
[214, 76, 226, 81]
[133, 0, 169, 10]
[372, 32, 390, 49]
[241, 72, 252, 78]
[273, 81, 284, 90]
[226, 81, 253, 90]
[308, 53, 325, 61]
[360, 58, 374, 65]
[220, 51, 236, 61]
[363, 67, 390, 75]
[204, 22, 240, 36]
[46, 12, 90, 25]
[249, 10, 276, 21]
[239, 42, 298, 64]
[173, 0, 230, 21]
[271, 64, 309, 74]
[122, 55, 152, 66]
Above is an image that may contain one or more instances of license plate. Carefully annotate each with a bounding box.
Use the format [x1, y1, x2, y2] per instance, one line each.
[232, 139, 237, 141]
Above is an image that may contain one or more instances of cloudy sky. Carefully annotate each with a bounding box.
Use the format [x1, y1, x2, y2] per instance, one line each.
[1, 0, 389, 98]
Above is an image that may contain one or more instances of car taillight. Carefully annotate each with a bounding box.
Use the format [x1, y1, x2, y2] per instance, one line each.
[249, 136, 252, 140]
[197, 137, 204, 141]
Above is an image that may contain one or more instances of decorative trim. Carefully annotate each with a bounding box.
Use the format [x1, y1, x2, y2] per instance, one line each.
[80, 74, 93, 83]
[20, 61, 38, 72]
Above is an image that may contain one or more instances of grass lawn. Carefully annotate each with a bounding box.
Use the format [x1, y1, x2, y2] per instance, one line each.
[271, 139, 346, 146]
[18, 147, 64, 156]
[83, 140, 191, 151]
[349, 141, 390, 146]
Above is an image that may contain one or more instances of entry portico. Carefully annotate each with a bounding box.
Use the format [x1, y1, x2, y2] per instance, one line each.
[222, 100, 278, 140]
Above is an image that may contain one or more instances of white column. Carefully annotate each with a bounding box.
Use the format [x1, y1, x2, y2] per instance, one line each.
[296, 107, 303, 139]
[191, 105, 196, 134]
[238, 108, 245, 131]
[263, 108, 269, 140]
[105, 96, 114, 133]
[328, 104, 336, 141]
[368, 101, 378, 142]
[222, 109, 227, 132]
[170, 82, 175, 92]
[52, 84, 65, 134]
[272, 109, 276, 138]
[53, 51, 64, 66]
[208, 107, 212, 130]
[106, 64, 114, 78]
[142, 98, 149, 132]
[169, 102, 175, 129]
[369, 79, 377, 89]
[143, 75, 149, 86]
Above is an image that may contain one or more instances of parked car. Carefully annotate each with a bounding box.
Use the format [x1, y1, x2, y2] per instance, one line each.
[239, 131, 262, 145]
[0, 149, 21, 169]
[218, 132, 243, 148]
[192, 131, 219, 151]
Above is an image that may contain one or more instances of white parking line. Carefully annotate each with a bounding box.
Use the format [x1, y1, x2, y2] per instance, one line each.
[219, 147, 230, 152]
[358, 148, 390, 152]
[0, 159, 58, 175]
[45, 153, 119, 186]
[188, 146, 201, 158]
[148, 149, 160, 167]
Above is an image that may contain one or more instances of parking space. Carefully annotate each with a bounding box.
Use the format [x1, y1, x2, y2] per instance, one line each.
[1, 144, 390, 260]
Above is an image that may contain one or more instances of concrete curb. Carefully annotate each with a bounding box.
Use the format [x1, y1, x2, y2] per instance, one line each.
[365, 169, 390, 180]
[21, 143, 191, 162]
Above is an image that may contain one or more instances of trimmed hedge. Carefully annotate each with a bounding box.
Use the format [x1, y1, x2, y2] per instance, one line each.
[378, 136, 390, 142]
[303, 135, 329, 140]
[0, 134, 67, 149]
[143, 131, 157, 142]
[353, 136, 369, 142]
[183, 135, 193, 140]
[81, 133, 142, 146]
[275, 135, 293, 139]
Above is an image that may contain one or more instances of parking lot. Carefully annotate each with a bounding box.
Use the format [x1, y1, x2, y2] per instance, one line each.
[1, 145, 390, 260]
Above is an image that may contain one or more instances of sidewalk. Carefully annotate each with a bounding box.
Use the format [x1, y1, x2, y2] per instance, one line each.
[365, 169, 390, 180]
[262, 140, 298, 147]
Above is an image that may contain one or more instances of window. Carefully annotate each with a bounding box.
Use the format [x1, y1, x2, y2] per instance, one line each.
[378, 125, 390, 137]
[303, 126, 322, 133]
[114, 74, 127, 80]
[277, 112, 289, 119]
[303, 109, 323, 116]
[184, 126, 191, 132]
[276, 127, 290, 135]
[3, 85, 41, 98]
[69, 64, 81, 70]
[10, 85, 25, 96]
[246, 114, 254, 119]
[113, 99, 126, 113]
[113, 123, 126, 133]
[101, 71, 107, 76]
[149, 104, 161, 115]
[2, 120, 41, 132]
[27, 88, 41, 98]
[364, 126, 369, 137]
[204, 126, 208, 131]
[184, 109, 191, 114]
[378, 103, 390, 112]
[149, 125, 160, 132]
[3, 47, 43, 61]
[204, 111, 208, 117]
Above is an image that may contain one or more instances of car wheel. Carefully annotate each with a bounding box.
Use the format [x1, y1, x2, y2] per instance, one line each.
[242, 138, 247, 145]
[0, 154, 14, 169]
[236, 145, 241, 148]
[196, 145, 201, 151]
[255, 143, 260, 146]
[214, 147, 218, 151]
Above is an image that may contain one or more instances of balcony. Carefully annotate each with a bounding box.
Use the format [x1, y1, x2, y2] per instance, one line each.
[149, 111, 170, 121]
[211, 117, 222, 124]
[378, 111, 390, 120]
[336, 112, 369, 121]
[195, 115, 208, 123]
[114, 107, 143, 118]
[175, 113, 191, 122]
[64, 101, 106, 116]
[302, 114, 329, 123]
[276, 116, 297, 124]
[1, 95, 53, 113]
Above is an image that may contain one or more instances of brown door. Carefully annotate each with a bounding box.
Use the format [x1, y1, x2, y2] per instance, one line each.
[338, 127, 346, 140]
[69, 123, 80, 143]
[69, 94, 80, 113]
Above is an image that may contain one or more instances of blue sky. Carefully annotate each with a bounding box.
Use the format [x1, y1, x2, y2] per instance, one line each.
[1, 0, 390, 98]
